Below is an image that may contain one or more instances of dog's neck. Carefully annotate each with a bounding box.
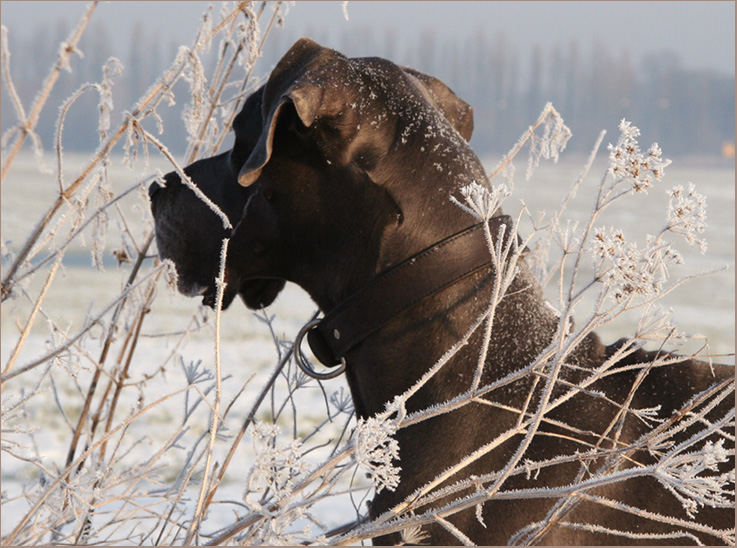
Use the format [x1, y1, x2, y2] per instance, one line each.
[342, 255, 562, 418]
[278, 87, 566, 416]
[307, 118, 567, 416]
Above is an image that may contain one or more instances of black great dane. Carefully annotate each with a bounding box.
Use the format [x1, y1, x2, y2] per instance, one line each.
[149, 38, 734, 545]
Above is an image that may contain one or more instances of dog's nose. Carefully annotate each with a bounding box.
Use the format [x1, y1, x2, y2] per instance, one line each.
[148, 180, 163, 200]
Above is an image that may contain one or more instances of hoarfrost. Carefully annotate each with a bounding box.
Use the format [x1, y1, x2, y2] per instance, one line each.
[355, 416, 401, 493]
[607, 119, 671, 193]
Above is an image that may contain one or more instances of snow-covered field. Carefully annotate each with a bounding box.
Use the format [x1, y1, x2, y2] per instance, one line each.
[2, 150, 733, 542]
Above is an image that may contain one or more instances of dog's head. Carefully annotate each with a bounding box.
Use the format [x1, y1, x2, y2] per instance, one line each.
[149, 87, 287, 310]
[149, 38, 480, 310]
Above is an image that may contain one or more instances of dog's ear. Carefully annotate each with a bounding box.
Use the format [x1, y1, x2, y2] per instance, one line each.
[229, 84, 265, 178]
[236, 38, 475, 187]
[401, 67, 474, 141]
[238, 38, 361, 186]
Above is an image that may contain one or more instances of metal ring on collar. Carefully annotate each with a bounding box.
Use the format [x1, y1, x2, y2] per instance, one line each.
[294, 319, 347, 380]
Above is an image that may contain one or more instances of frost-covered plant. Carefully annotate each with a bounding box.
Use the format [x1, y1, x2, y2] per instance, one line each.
[246, 422, 310, 499]
[354, 416, 401, 494]
[526, 102, 572, 179]
[487, 102, 572, 186]
[590, 226, 684, 303]
[656, 437, 735, 519]
[0, 3, 337, 545]
[608, 119, 670, 193]
[1, 5, 732, 547]
[452, 180, 511, 221]
[667, 182, 708, 253]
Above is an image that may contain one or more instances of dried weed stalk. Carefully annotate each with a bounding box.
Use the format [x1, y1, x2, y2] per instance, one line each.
[1, 3, 732, 546]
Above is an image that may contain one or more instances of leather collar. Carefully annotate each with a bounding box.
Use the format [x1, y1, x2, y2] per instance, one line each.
[306, 215, 517, 368]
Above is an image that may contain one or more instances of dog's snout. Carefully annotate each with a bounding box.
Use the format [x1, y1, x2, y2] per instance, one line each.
[148, 180, 163, 200]
[148, 171, 181, 200]
[149, 172, 182, 201]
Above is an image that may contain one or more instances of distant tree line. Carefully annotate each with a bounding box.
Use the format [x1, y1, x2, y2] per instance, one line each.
[2, 19, 733, 157]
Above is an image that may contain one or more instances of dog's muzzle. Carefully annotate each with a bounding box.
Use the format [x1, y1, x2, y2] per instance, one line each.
[148, 180, 163, 200]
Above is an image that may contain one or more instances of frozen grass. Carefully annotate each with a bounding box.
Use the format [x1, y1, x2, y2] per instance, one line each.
[1, 2, 733, 545]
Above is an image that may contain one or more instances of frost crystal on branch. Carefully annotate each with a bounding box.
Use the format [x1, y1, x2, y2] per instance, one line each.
[400, 524, 430, 545]
[591, 227, 683, 303]
[248, 422, 308, 499]
[667, 182, 708, 252]
[178, 47, 207, 144]
[354, 416, 401, 493]
[91, 168, 114, 270]
[526, 103, 572, 180]
[97, 58, 122, 142]
[635, 304, 687, 346]
[656, 438, 735, 519]
[452, 181, 510, 221]
[237, 3, 261, 71]
[607, 119, 671, 192]
[58, 41, 84, 72]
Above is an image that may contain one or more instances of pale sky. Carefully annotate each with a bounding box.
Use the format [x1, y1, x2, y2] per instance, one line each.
[1, 1, 734, 75]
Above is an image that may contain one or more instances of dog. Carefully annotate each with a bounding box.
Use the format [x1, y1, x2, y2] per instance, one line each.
[149, 38, 734, 545]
